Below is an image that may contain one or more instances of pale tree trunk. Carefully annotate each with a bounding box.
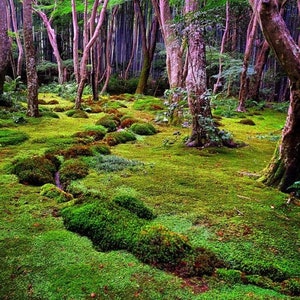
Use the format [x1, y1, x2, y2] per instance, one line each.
[213, 1, 230, 94]
[23, 0, 39, 117]
[0, 0, 10, 95]
[152, 0, 184, 89]
[33, 1, 65, 84]
[253, 0, 300, 191]
[71, 0, 79, 83]
[100, 6, 118, 95]
[8, 0, 23, 77]
[75, 0, 109, 109]
[237, 8, 258, 112]
[135, 0, 158, 94]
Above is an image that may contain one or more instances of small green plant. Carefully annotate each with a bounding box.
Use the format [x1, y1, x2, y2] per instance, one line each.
[287, 181, 300, 198]
[113, 195, 156, 220]
[0, 129, 29, 146]
[130, 123, 157, 135]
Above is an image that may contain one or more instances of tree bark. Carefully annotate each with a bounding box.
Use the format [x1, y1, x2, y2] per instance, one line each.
[0, 0, 11, 94]
[71, 0, 80, 83]
[237, 8, 258, 112]
[254, 0, 300, 191]
[23, 0, 39, 117]
[75, 0, 109, 109]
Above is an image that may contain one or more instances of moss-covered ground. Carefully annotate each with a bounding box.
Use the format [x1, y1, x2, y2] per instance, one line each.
[0, 93, 299, 299]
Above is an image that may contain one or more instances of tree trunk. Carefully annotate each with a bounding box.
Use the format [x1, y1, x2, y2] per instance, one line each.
[71, 0, 80, 83]
[254, 0, 300, 191]
[135, 0, 158, 94]
[33, 4, 65, 84]
[0, 0, 11, 94]
[213, 1, 230, 94]
[23, 0, 39, 117]
[185, 0, 221, 147]
[75, 0, 109, 109]
[237, 9, 258, 112]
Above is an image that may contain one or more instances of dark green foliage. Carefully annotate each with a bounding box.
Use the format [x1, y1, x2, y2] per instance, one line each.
[287, 181, 300, 198]
[104, 130, 136, 146]
[0, 129, 29, 146]
[61, 202, 145, 251]
[130, 123, 157, 135]
[113, 195, 155, 220]
[281, 278, 300, 296]
[88, 154, 143, 173]
[59, 159, 89, 188]
[40, 183, 73, 203]
[134, 225, 192, 266]
[61, 145, 94, 158]
[95, 115, 120, 132]
[66, 109, 89, 118]
[11, 155, 58, 185]
[239, 119, 256, 126]
[245, 274, 277, 291]
[106, 76, 139, 94]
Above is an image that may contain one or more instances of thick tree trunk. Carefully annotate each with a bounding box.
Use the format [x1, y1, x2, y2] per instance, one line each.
[71, 0, 80, 83]
[23, 0, 39, 117]
[254, 0, 300, 191]
[0, 0, 11, 94]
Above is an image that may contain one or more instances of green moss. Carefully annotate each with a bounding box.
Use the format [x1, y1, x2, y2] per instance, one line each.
[0, 129, 29, 146]
[103, 130, 136, 146]
[66, 109, 89, 118]
[95, 114, 120, 132]
[217, 268, 243, 284]
[133, 97, 164, 111]
[40, 183, 73, 203]
[130, 122, 157, 135]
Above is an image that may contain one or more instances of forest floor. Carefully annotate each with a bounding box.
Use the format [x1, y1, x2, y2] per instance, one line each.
[0, 92, 299, 299]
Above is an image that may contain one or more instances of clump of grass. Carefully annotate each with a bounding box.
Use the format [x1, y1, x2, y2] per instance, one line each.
[113, 195, 156, 220]
[59, 158, 89, 188]
[130, 122, 157, 135]
[103, 130, 136, 146]
[95, 114, 120, 132]
[88, 154, 143, 173]
[0, 129, 29, 146]
[40, 183, 73, 203]
[11, 155, 59, 185]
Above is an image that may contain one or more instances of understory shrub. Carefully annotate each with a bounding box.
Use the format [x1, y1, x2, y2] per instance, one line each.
[130, 122, 157, 135]
[11, 155, 59, 185]
[40, 183, 73, 203]
[61, 202, 145, 251]
[59, 159, 89, 188]
[0, 129, 29, 146]
[113, 195, 156, 220]
[103, 130, 136, 146]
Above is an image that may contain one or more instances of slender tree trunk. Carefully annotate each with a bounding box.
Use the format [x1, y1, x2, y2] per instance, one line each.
[135, 0, 158, 94]
[8, 0, 23, 77]
[100, 6, 118, 95]
[237, 9, 258, 112]
[247, 39, 270, 101]
[33, 4, 65, 84]
[213, 1, 230, 94]
[75, 0, 109, 109]
[254, 0, 300, 191]
[0, 0, 10, 95]
[71, 0, 80, 83]
[23, 0, 39, 117]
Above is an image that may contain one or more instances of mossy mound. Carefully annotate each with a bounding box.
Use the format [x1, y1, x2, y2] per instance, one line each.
[11, 155, 59, 185]
[103, 130, 136, 146]
[59, 159, 89, 188]
[130, 122, 157, 135]
[40, 183, 73, 203]
[66, 109, 89, 118]
[0, 129, 29, 146]
[133, 97, 164, 111]
[95, 114, 120, 132]
[90, 143, 111, 155]
[120, 116, 138, 128]
[113, 195, 155, 220]
[61, 202, 145, 251]
[60, 145, 94, 159]
[239, 118, 256, 126]
[73, 125, 107, 142]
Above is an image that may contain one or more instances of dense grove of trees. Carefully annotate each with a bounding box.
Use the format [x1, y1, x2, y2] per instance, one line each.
[0, 0, 300, 191]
